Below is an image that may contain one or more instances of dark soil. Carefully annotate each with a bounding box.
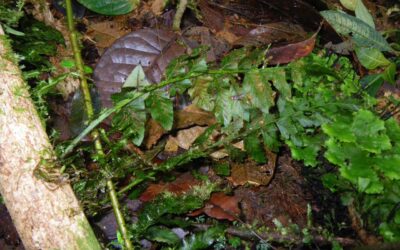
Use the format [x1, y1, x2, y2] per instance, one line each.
[0, 204, 24, 250]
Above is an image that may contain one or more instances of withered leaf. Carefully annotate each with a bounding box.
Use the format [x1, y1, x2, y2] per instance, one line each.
[233, 22, 307, 47]
[139, 172, 200, 202]
[87, 21, 130, 50]
[266, 32, 318, 65]
[227, 150, 277, 186]
[189, 192, 241, 221]
[144, 105, 216, 149]
[93, 29, 186, 108]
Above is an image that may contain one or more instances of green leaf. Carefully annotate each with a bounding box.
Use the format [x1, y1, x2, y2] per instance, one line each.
[322, 116, 356, 142]
[193, 124, 218, 147]
[351, 109, 391, 153]
[382, 63, 397, 84]
[214, 162, 230, 176]
[340, 0, 356, 10]
[123, 64, 150, 88]
[360, 74, 384, 96]
[325, 140, 382, 193]
[355, 47, 390, 69]
[77, 0, 139, 15]
[375, 155, 400, 180]
[145, 226, 180, 245]
[355, 0, 375, 28]
[276, 117, 298, 140]
[189, 76, 214, 111]
[182, 227, 224, 250]
[320, 10, 392, 51]
[269, 68, 291, 98]
[261, 122, 280, 152]
[111, 91, 148, 146]
[244, 132, 266, 164]
[379, 222, 400, 242]
[243, 70, 275, 114]
[146, 93, 173, 130]
[385, 118, 400, 142]
[61, 59, 75, 68]
[214, 88, 234, 126]
[287, 135, 322, 167]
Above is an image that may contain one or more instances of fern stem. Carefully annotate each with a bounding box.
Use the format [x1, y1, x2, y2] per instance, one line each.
[65, 1, 133, 249]
[173, 0, 188, 31]
[62, 68, 249, 157]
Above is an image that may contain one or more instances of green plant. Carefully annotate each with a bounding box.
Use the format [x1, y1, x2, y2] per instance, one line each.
[109, 48, 400, 242]
[77, 0, 139, 15]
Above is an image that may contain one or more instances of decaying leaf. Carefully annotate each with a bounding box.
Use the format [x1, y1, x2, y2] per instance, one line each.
[144, 104, 216, 149]
[87, 21, 130, 50]
[139, 172, 200, 202]
[93, 29, 186, 108]
[266, 32, 318, 65]
[227, 150, 277, 186]
[233, 22, 307, 47]
[175, 126, 207, 150]
[189, 192, 241, 221]
[210, 141, 244, 160]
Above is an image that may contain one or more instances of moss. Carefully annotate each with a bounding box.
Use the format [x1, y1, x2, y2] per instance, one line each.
[0, 34, 19, 65]
[73, 218, 102, 250]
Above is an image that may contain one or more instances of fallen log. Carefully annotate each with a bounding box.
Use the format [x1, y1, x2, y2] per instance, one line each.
[0, 25, 101, 250]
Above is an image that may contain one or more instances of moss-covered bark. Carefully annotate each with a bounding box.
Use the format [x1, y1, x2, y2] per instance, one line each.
[0, 25, 101, 250]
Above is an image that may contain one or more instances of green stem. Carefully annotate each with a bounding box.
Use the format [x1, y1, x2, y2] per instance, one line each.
[173, 0, 188, 31]
[61, 69, 248, 158]
[107, 180, 134, 250]
[65, 1, 133, 249]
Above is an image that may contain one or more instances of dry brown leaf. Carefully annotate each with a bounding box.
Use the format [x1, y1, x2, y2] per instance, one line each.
[189, 192, 241, 221]
[151, 0, 168, 15]
[175, 126, 207, 150]
[210, 141, 244, 160]
[139, 173, 200, 202]
[144, 105, 216, 149]
[266, 31, 318, 65]
[227, 151, 277, 186]
[144, 119, 166, 149]
[87, 21, 130, 50]
[165, 136, 179, 153]
[175, 104, 216, 129]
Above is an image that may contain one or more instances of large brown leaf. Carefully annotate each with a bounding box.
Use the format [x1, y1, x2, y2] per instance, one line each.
[227, 150, 277, 186]
[189, 192, 241, 221]
[266, 31, 318, 65]
[139, 172, 200, 202]
[93, 29, 186, 108]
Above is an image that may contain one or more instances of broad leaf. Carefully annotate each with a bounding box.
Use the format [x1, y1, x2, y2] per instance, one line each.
[360, 74, 383, 96]
[146, 93, 174, 130]
[320, 10, 392, 51]
[355, 47, 390, 69]
[340, 0, 356, 10]
[382, 63, 396, 84]
[77, 0, 139, 15]
[123, 64, 150, 88]
[355, 0, 375, 28]
[94, 29, 185, 107]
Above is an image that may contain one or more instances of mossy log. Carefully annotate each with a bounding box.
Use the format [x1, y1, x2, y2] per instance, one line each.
[0, 26, 101, 250]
